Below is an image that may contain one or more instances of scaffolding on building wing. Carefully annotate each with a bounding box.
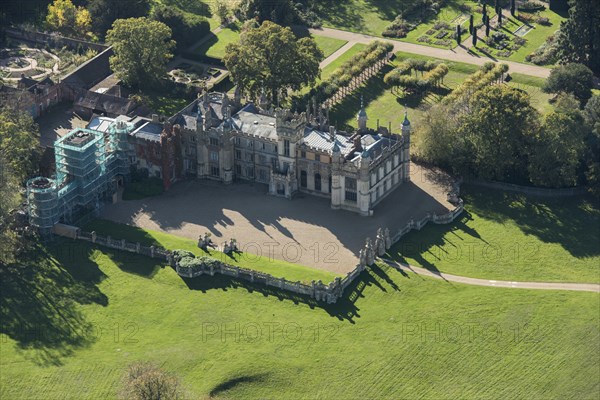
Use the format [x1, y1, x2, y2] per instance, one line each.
[27, 119, 134, 233]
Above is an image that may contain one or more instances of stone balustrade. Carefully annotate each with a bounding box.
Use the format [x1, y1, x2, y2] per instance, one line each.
[57, 198, 464, 304]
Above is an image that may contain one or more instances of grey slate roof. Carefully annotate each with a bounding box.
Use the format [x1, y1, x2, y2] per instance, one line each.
[131, 121, 163, 142]
[231, 105, 278, 140]
[301, 128, 353, 156]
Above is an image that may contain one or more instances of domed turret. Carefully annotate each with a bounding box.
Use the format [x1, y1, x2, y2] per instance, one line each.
[401, 109, 410, 141]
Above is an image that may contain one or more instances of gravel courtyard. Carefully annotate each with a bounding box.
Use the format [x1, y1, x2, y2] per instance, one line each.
[101, 164, 454, 274]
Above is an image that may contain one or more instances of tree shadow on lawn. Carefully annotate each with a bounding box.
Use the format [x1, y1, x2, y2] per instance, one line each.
[0, 240, 108, 366]
[314, 0, 366, 33]
[388, 184, 600, 266]
[181, 263, 400, 324]
[209, 373, 269, 397]
[462, 185, 600, 259]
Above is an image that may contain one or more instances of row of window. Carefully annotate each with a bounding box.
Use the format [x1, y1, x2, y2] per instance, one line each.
[299, 171, 332, 193]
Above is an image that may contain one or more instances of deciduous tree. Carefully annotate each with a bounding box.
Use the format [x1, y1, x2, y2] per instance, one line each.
[528, 110, 586, 187]
[106, 17, 175, 88]
[543, 63, 594, 102]
[0, 109, 41, 266]
[223, 21, 322, 104]
[0, 110, 41, 181]
[458, 85, 539, 181]
[151, 5, 210, 51]
[556, 0, 600, 75]
[120, 362, 182, 400]
[46, 0, 91, 36]
[88, 0, 151, 38]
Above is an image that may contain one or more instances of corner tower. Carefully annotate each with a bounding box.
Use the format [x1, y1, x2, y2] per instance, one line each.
[401, 110, 411, 182]
[357, 96, 368, 133]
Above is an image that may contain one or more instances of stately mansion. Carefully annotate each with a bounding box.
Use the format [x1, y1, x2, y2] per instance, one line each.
[172, 92, 411, 216]
[27, 91, 411, 231]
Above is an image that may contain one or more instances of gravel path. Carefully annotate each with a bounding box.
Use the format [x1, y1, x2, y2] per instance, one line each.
[308, 27, 551, 78]
[320, 41, 355, 69]
[101, 165, 454, 274]
[384, 259, 600, 292]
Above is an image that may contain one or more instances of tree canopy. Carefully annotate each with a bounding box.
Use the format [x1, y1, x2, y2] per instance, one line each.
[223, 21, 323, 104]
[528, 109, 586, 187]
[151, 5, 210, 52]
[106, 17, 175, 88]
[556, 0, 600, 75]
[45, 0, 91, 37]
[120, 362, 182, 400]
[543, 63, 594, 102]
[458, 85, 539, 181]
[0, 109, 41, 266]
[88, 0, 151, 38]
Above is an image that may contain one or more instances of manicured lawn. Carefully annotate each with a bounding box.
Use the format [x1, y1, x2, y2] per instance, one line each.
[321, 43, 368, 80]
[139, 90, 191, 116]
[195, 28, 346, 62]
[313, 35, 348, 59]
[1, 240, 598, 399]
[315, 0, 409, 36]
[84, 219, 340, 283]
[330, 50, 551, 131]
[122, 178, 164, 201]
[196, 23, 242, 59]
[388, 185, 600, 283]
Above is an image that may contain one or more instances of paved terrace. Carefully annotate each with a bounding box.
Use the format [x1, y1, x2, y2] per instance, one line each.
[101, 164, 454, 274]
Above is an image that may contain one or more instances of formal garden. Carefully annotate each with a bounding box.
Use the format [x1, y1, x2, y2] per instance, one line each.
[328, 50, 552, 132]
[0, 41, 97, 83]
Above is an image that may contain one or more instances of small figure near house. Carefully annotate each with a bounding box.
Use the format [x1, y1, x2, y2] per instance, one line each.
[198, 232, 213, 250]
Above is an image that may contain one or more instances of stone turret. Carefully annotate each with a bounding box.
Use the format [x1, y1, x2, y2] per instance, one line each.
[259, 89, 270, 111]
[401, 109, 411, 182]
[357, 95, 368, 133]
[330, 133, 342, 210]
[358, 148, 371, 216]
[234, 85, 242, 105]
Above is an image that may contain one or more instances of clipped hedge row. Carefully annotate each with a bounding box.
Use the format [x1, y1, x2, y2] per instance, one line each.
[291, 40, 393, 109]
[445, 62, 509, 102]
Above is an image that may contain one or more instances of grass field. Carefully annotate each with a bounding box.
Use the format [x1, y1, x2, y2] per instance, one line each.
[196, 22, 242, 59]
[321, 43, 368, 81]
[315, 0, 421, 37]
[196, 29, 347, 61]
[84, 219, 340, 283]
[1, 238, 598, 399]
[313, 35, 348, 59]
[388, 185, 600, 283]
[329, 50, 552, 131]
[139, 90, 191, 116]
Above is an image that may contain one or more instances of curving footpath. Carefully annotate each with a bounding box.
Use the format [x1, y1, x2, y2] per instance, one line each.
[310, 27, 551, 79]
[382, 259, 600, 293]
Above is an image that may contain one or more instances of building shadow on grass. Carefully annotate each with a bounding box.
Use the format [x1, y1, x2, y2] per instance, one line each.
[0, 239, 108, 366]
[180, 263, 400, 324]
[385, 211, 485, 277]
